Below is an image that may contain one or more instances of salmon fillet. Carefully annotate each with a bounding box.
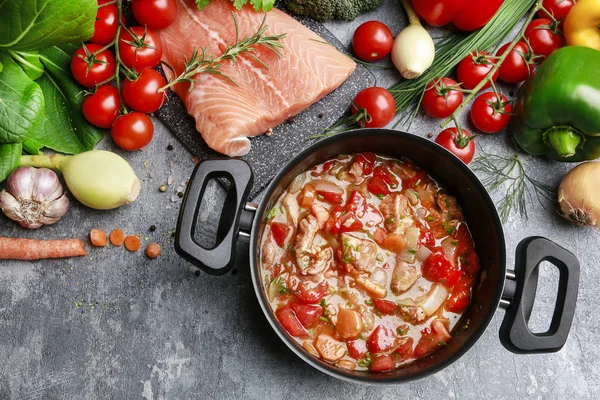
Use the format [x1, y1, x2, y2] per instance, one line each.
[159, 0, 356, 157]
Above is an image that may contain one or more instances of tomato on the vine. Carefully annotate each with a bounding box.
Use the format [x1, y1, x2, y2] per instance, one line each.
[452, 0, 505, 31]
[456, 51, 498, 90]
[90, 0, 123, 45]
[82, 85, 121, 128]
[132, 0, 178, 30]
[422, 77, 464, 119]
[538, 0, 575, 23]
[470, 92, 512, 134]
[496, 41, 535, 84]
[121, 68, 167, 113]
[351, 87, 396, 128]
[118, 26, 163, 71]
[111, 112, 154, 151]
[71, 44, 116, 88]
[352, 21, 394, 62]
[435, 127, 475, 164]
[524, 19, 565, 57]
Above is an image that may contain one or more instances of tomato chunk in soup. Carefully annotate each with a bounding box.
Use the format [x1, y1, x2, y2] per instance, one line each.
[260, 153, 480, 373]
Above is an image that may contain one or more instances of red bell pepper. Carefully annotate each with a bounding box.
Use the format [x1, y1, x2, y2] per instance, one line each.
[411, 0, 504, 31]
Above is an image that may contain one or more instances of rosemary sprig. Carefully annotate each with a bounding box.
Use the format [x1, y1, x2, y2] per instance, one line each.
[159, 12, 285, 93]
[471, 151, 556, 222]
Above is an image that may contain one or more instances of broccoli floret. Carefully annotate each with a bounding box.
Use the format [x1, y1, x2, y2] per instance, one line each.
[281, 0, 384, 22]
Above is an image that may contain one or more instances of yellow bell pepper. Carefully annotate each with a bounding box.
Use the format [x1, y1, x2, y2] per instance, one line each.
[564, 0, 600, 51]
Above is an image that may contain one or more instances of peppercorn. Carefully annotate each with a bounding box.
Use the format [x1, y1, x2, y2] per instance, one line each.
[167, 144, 174, 151]
[149, 225, 157, 232]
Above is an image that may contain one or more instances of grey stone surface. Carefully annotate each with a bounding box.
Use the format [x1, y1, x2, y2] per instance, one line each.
[0, 1, 599, 399]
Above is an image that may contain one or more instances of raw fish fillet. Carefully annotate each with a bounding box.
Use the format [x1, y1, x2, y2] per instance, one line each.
[159, 0, 356, 157]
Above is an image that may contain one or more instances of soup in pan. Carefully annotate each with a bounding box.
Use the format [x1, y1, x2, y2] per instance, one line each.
[260, 153, 480, 373]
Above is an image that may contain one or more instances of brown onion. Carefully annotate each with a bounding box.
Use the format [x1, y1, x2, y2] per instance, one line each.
[558, 162, 600, 228]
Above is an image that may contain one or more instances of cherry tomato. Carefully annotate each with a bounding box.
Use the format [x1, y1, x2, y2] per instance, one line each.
[470, 92, 512, 134]
[445, 276, 474, 313]
[347, 339, 368, 360]
[290, 302, 323, 329]
[351, 87, 396, 128]
[121, 68, 167, 113]
[111, 112, 154, 151]
[373, 299, 398, 315]
[295, 282, 328, 304]
[524, 19, 565, 57]
[496, 41, 535, 84]
[270, 222, 289, 247]
[70, 44, 116, 88]
[456, 51, 498, 90]
[422, 77, 464, 119]
[538, 0, 575, 23]
[371, 355, 395, 372]
[434, 127, 475, 164]
[452, 0, 504, 31]
[367, 325, 397, 354]
[132, 0, 177, 30]
[81, 85, 121, 128]
[118, 26, 163, 71]
[275, 306, 307, 337]
[90, 0, 122, 45]
[423, 250, 462, 287]
[352, 21, 394, 62]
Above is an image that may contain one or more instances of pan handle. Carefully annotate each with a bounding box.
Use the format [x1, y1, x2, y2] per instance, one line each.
[175, 159, 253, 275]
[499, 237, 580, 354]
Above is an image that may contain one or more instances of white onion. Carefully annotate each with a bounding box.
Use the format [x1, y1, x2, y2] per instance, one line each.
[441, 236, 457, 261]
[406, 189, 419, 206]
[416, 207, 428, 219]
[416, 246, 432, 263]
[420, 284, 449, 316]
[315, 180, 344, 195]
[398, 248, 416, 263]
[288, 172, 306, 194]
[405, 226, 420, 249]
[370, 267, 388, 286]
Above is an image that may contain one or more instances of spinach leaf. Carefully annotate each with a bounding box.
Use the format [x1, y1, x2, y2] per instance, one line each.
[25, 45, 103, 155]
[0, 53, 44, 144]
[7, 50, 44, 80]
[0, 143, 22, 182]
[0, 0, 96, 52]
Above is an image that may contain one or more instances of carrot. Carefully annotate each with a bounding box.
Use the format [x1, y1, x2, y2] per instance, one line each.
[124, 235, 141, 252]
[90, 229, 108, 247]
[0, 237, 86, 260]
[145, 242, 161, 259]
[110, 229, 125, 246]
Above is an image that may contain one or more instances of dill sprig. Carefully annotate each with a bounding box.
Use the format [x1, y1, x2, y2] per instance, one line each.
[159, 12, 285, 92]
[471, 151, 556, 222]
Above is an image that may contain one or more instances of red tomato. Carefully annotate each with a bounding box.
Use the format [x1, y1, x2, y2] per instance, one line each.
[373, 299, 398, 315]
[346, 191, 367, 215]
[395, 337, 414, 361]
[434, 127, 475, 164]
[290, 302, 323, 329]
[347, 339, 368, 360]
[275, 306, 307, 337]
[70, 44, 116, 88]
[538, 0, 575, 23]
[496, 41, 535, 84]
[453, 224, 474, 260]
[419, 230, 435, 247]
[410, 0, 463, 26]
[456, 51, 498, 90]
[351, 87, 396, 128]
[524, 19, 565, 57]
[423, 250, 462, 287]
[367, 325, 397, 354]
[354, 152, 375, 175]
[81, 85, 121, 128]
[132, 0, 177, 30]
[111, 112, 154, 151]
[459, 251, 480, 276]
[452, 0, 504, 31]
[371, 355, 395, 372]
[270, 222, 289, 247]
[367, 166, 398, 196]
[118, 26, 163, 71]
[337, 212, 363, 233]
[324, 206, 344, 235]
[90, 0, 122, 45]
[446, 276, 474, 312]
[295, 282, 328, 304]
[414, 321, 451, 357]
[352, 21, 394, 62]
[470, 92, 512, 134]
[317, 191, 343, 204]
[422, 77, 464, 119]
[121, 68, 167, 113]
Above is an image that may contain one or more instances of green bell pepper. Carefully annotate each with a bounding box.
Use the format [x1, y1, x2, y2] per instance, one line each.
[512, 46, 600, 162]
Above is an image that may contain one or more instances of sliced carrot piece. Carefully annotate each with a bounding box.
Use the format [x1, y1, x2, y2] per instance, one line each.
[124, 235, 141, 252]
[145, 242, 161, 259]
[90, 229, 108, 247]
[109, 229, 125, 246]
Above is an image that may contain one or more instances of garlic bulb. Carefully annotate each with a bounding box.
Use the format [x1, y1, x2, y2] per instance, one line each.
[0, 167, 69, 229]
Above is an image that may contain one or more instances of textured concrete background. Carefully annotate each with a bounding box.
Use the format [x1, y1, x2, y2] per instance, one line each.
[1, 1, 599, 399]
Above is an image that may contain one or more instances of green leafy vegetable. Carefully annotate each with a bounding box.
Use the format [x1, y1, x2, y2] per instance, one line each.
[195, 0, 275, 11]
[0, 0, 96, 51]
[0, 53, 44, 144]
[6, 50, 44, 80]
[0, 143, 22, 182]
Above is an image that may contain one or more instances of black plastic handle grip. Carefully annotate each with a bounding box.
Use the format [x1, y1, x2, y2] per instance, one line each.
[175, 159, 253, 275]
[499, 237, 580, 354]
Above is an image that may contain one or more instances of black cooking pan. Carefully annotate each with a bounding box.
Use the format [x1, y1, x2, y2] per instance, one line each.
[175, 129, 580, 384]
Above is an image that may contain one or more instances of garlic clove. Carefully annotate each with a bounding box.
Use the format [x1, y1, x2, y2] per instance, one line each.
[7, 167, 34, 202]
[0, 190, 25, 222]
[32, 168, 62, 203]
[43, 193, 70, 222]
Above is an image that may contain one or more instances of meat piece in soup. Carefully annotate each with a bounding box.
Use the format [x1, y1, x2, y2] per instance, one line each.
[260, 153, 480, 373]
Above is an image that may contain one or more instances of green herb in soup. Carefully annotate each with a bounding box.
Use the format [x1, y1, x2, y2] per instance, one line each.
[260, 153, 480, 373]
